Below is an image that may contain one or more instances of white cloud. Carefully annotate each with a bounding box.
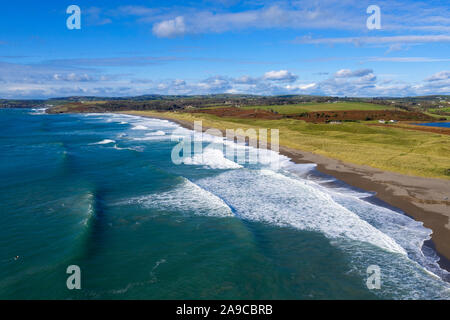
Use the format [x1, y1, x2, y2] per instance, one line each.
[1, 64, 449, 98]
[82, 2, 450, 42]
[149, 4, 361, 38]
[53, 73, 94, 82]
[367, 57, 450, 63]
[115, 5, 156, 16]
[294, 35, 450, 46]
[173, 79, 186, 86]
[263, 70, 298, 82]
[234, 75, 259, 84]
[85, 7, 112, 26]
[334, 69, 373, 78]
[152, 16, 186, 38]
[421, 71, 450, 92]
[285, 83, 316, 90]
[426, 71, 450, 82]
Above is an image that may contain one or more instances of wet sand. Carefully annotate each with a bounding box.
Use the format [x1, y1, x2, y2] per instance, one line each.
[125, 112, 450, 272]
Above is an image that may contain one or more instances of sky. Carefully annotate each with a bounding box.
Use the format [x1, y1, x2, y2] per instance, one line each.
[0, 0, 449, 98]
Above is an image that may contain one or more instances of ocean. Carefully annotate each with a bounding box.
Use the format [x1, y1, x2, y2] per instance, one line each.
[0, 108, 449, 299]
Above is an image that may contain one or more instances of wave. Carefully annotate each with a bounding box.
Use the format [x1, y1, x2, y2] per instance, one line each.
[131, 125, 149, 130]
[80, 192, 95, 227]
[112, 114, 442, 253]
[328, 190, 450, 281]
[193, 168, 450, 298]
[196, 169, 406, 254]
[76, 188, 109, 259]
[117, 178, 233, 218]
[130, 136, 173, 141]
[90, 139, 115, 145]
[146, 130, 166, 136]
[182, 147, 242, 170]
[92, 112, 450, 293]
[112, 144, 143, 152]
[29, 108, 48, 115]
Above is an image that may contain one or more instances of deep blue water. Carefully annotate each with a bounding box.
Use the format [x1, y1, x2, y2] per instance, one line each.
[0, 108, 449, 299]
[417, 122, 450, 128]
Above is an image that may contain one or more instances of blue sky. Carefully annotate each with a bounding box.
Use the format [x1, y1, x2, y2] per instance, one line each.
[0, 0, 449, 98]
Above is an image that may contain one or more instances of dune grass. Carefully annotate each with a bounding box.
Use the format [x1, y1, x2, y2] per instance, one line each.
[123, 110, 450, 179]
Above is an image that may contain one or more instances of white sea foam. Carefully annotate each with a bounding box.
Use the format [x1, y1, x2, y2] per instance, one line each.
[81, 192, 94, 226]
[131, 136, 174, 141]
[195, 169, 406, 254]
[329, 191, 450, 280]
[314, 181, 375, 199]
[183, 147, 242, 169]
[131, 125, 149, 130]
[119, 178, 233, 217]
[171, 128, 290, 170]
[131, 137, 161, 141]
[146, 130, 166, 136]
[255, 148, 292, 169]
[191, 166, 450, 297]
[83, 113, 104, 116]
[29, 108, 47, 115]
[91, 139, 116, 145]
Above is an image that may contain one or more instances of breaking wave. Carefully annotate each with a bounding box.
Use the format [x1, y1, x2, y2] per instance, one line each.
[118, 178, 234, 218]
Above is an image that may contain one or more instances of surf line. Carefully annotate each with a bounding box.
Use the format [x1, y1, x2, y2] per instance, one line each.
[170, 120, 280, 169]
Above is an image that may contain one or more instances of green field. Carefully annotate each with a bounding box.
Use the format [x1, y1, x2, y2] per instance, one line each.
[124, 110, 450, 179]
[424, 111, 450, 120]
[427, 106, 450, 120]
[429, 107, 450, 112]
[240, 101, 395, 114]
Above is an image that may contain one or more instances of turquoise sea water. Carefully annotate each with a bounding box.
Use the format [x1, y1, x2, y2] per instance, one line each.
[0, 108, 449, 299]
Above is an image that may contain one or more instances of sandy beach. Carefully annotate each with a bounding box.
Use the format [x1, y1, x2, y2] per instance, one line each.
[128, 112, 450, 272]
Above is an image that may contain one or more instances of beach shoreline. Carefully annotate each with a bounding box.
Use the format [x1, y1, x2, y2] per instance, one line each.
[123, 111, 450, 273]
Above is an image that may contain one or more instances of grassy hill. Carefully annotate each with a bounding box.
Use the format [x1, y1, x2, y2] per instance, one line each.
[240, 101, 396, 114]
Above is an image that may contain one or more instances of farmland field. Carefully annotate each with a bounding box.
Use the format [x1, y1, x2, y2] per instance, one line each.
[240, 101, 395, 114]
